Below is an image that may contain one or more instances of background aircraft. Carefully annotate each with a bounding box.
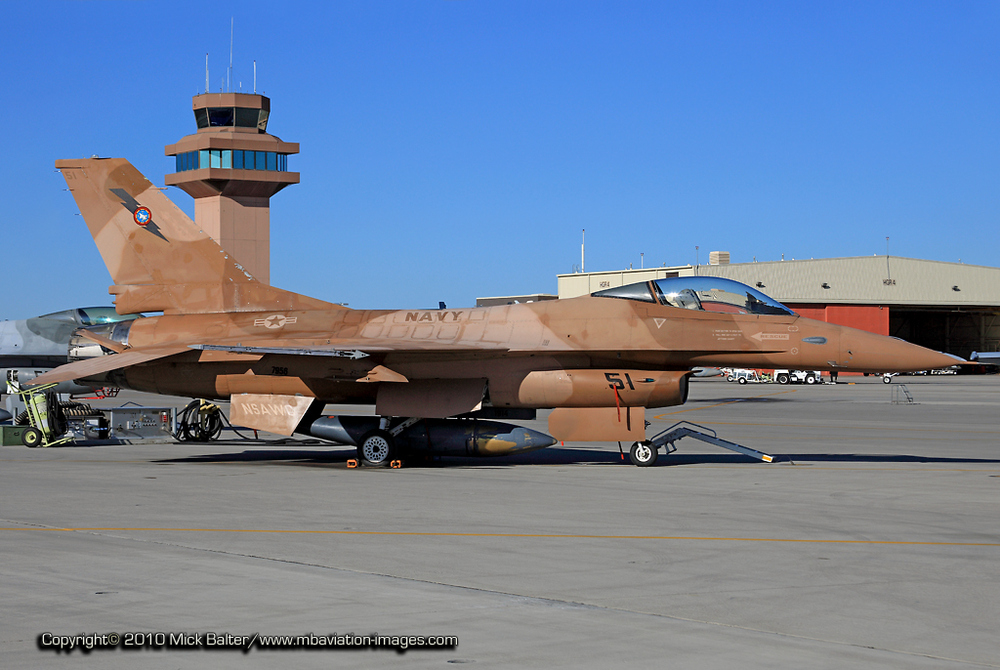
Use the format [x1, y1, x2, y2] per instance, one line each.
[1, 307, 139, 396]
[33, 158, 957, 466]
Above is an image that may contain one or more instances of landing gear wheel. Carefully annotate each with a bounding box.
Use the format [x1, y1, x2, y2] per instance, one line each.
[21, 427, 43, 448]
[629, 441, 658, 467]
[358, 430, 395, 466]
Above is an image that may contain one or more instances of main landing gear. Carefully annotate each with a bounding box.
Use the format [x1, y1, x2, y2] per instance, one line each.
[357, 430, 395, 466]
[355, 417, 422, 467]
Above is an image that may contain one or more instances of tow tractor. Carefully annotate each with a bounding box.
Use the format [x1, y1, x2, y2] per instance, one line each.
[773, 369, 823, 385]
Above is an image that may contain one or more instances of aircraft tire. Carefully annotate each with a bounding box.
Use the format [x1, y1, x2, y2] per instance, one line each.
[629, 441, 658, 467]
[777, 374, 789, 384]
[358, 430, 396, 466]
[21, 427, 43, 448]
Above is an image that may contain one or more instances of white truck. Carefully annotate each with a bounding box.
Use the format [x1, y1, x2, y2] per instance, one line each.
[725, 368, 766, 384]
[773, 369, 823, 385]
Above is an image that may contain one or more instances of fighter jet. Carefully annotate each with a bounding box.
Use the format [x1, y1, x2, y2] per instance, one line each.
[32, 158, 957, 465]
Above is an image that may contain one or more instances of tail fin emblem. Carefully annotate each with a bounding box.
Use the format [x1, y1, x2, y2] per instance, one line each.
[133, 207, 152, 226]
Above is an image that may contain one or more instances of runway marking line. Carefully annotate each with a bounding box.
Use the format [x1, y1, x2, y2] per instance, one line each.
[1, 527, 998, 547]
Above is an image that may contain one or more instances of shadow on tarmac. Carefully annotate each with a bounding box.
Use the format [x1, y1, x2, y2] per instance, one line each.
[683, 396, 792, 404]
[152, 445, 1000, 469]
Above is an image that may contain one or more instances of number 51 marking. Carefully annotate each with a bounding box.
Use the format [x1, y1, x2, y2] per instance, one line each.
[605, 372, 635, 391]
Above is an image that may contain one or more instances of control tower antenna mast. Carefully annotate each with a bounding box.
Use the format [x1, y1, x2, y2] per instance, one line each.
[228, 17, 233, 93]
[205, 53, 209, 94]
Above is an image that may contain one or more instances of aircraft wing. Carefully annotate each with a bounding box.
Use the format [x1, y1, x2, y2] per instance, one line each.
[27, 338, 511, 388]
[27, 344, 192, 386]
[191, 339, 511, 358]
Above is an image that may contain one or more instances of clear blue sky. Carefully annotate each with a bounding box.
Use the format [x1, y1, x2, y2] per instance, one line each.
[2, 1, 998, 316]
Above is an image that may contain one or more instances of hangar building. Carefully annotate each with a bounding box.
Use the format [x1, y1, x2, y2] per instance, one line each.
[557, 256, 1000, 360]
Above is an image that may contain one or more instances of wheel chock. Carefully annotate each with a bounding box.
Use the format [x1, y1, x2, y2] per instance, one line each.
[347, 459, 358, 469]
[390, 460, 403, 469]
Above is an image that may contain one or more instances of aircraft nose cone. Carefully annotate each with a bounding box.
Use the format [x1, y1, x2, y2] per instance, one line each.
[839, 329, 959, 373]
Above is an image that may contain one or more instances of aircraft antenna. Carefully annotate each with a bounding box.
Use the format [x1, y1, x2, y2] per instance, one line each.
[205, 53, 209, 94]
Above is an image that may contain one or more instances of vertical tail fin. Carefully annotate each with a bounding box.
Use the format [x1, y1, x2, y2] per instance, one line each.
[57, 157, 338, 314]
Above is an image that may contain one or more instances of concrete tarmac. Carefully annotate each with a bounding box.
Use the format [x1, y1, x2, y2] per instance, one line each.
[2, 375, 999, 668]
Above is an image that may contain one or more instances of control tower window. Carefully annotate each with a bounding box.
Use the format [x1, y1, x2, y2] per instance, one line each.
[235, 107, 268, 131]
[194, 107, 268, 131]
[173, 150, 289, 172]
[207, 108, 235, 127]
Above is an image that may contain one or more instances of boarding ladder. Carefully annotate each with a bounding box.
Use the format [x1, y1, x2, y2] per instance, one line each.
[648, 421, 773, 462]
[891, 384, 917, 405]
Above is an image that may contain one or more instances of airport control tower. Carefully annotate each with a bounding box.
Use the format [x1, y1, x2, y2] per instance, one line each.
[165, 93, 299, 285]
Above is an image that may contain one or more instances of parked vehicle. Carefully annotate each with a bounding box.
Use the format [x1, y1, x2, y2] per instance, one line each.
[773, 369, 823, 385]
[726, 368, 765, 385]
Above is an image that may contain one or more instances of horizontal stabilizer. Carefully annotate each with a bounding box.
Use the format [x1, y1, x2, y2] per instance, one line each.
[27, 345, 191, 386]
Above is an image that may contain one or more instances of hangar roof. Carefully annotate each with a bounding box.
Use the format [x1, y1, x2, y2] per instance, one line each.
[557, 257, 1000, 307]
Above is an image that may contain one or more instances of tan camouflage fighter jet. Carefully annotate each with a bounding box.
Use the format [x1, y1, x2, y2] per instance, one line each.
[32, 158, 958, 465]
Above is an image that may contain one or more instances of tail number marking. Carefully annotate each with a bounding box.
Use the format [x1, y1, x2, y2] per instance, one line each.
[605, 372, 636, 391]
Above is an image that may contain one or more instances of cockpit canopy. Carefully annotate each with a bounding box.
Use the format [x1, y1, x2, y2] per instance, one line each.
[593, 277, 795, 317]
[37, 307, 142, 326]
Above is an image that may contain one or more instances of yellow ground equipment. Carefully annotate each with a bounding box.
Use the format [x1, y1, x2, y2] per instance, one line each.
[9, 383, 74, 448]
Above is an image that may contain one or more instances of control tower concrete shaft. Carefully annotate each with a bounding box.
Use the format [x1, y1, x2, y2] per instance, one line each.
[165, 93, 299, 285]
